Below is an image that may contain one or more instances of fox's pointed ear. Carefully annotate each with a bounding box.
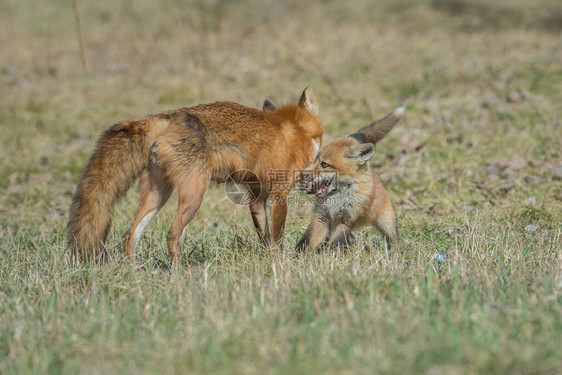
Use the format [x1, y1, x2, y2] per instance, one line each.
[345, 143, 375, 165]
[347, 133, 366, 143]
[298, 86, 319, 116]
[263, 99, 276, 111]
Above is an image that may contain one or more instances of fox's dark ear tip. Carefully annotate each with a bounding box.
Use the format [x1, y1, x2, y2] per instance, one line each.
[262, 99, 276, 111]
[347, 132, 367, 143]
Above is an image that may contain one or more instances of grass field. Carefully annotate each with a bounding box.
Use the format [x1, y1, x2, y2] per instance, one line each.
[1, 0, 561, 373]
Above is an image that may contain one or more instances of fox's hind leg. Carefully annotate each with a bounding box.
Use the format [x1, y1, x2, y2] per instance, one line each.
[124, 166, 172, 259]
[374, 210, 399, 252]
[166, 168, 210, 264]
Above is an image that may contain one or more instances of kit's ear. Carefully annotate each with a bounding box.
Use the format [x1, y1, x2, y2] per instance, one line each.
[345, 143, 375, 165]
[347, 132, 366, 143]
[262, 99, 276, 111]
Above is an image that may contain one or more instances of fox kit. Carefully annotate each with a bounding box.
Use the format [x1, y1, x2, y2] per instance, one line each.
[295, 108, 404, 253]
[68, 87, 323, 262]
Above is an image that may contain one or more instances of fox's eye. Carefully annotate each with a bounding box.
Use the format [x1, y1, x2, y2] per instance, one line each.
[320, 161, 329, 168]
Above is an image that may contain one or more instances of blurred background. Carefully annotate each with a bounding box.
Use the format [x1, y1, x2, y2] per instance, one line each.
[1, 3, 561, 373]
[1, 0, 560, 228]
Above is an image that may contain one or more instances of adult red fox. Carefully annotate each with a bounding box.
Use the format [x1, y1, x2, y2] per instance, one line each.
[68, 87, 323, 262]
[295, 108, 404, 253]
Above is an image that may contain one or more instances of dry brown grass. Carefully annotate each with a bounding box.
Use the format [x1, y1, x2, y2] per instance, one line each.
[1, 0, 561, 373]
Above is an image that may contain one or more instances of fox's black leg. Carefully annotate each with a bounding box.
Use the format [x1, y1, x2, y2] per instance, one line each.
[296, 218, 329, 253]
[328, 224, 353, 250]
[249, 187, 270, 246]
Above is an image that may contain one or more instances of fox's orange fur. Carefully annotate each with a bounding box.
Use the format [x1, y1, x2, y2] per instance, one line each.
[68, 87, 323, 262]
[264, 100, 404, 145]
[296, 134, 399, 253]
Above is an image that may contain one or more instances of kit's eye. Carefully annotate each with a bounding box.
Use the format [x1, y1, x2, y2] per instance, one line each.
[320, 161, 329, 168]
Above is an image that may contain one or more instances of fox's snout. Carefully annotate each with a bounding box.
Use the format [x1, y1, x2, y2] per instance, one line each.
[298, 170, 315, 194]
[300, 170, 314, 182]
[297, 167, 336, 196]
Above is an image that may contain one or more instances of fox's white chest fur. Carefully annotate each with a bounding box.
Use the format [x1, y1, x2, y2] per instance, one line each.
[314, 180, 369, 229]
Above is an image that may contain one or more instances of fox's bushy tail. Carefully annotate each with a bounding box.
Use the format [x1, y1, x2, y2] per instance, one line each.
[67, 121, 150, 262]
[359, 107, 405, 145]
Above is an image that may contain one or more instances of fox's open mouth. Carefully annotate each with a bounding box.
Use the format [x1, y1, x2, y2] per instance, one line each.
[304, 179, 332, 195]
